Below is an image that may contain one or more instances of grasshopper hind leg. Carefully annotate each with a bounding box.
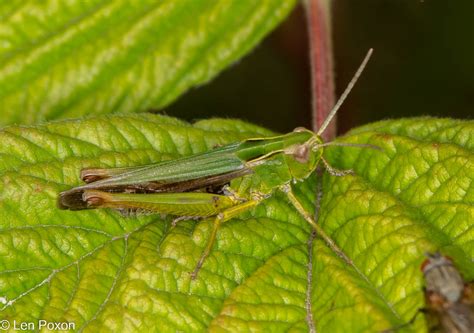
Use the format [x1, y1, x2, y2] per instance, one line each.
[191, 200, 259, 280]
[116, 208, 160, 217]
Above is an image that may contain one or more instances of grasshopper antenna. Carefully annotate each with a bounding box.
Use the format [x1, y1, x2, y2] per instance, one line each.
[317, 48, 373, 136]
[315, 142, 382, 151]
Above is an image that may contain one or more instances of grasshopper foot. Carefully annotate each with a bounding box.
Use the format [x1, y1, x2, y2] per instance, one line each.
[190, 257, 206, 280]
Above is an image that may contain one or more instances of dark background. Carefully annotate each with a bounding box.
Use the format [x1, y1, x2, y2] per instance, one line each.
[165, 0, 473, 134]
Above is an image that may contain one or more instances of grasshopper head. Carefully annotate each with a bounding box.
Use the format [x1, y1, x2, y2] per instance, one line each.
[284, 128, 324, 181]
[285, 49, 374, 182]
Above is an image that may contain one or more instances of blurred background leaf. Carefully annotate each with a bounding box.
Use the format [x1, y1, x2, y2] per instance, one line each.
[0, 0, 296, 125]
[1, 1, 470, 131]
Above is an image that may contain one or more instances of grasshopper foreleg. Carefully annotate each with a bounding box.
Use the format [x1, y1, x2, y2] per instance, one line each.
[321, 157, 354, 177]
[191, 199, 259, 280]
[280, 184, 354, 267]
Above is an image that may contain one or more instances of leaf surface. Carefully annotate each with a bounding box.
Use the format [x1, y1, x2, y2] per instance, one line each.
[0, 115, 472, 332]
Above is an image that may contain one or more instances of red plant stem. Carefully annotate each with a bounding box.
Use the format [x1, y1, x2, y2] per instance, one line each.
[304, 0, 336, 140]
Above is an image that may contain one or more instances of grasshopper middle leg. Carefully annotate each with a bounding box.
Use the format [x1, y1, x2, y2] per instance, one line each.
[191, 200, 259, 280]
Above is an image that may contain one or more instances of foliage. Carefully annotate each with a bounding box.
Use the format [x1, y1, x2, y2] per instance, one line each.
[0, 115, 472, 332]
[0, 0, 295, 125]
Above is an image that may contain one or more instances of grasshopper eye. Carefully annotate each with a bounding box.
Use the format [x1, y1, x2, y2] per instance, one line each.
[292, 145, 310, 163]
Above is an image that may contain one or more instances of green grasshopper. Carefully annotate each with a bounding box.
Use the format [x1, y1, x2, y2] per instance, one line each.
[59, 50, 375, 279]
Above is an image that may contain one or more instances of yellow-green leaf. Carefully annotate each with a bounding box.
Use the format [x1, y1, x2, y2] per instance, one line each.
[0, 115, 472, 332]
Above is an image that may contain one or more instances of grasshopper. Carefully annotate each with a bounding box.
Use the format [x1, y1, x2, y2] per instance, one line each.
[59, 50, 375, 279]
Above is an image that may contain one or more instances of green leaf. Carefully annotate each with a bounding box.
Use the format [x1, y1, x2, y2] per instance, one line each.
[318, 118, 474, 332]
[0, 115, 472, 332]
[0, 0, 296, 126]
